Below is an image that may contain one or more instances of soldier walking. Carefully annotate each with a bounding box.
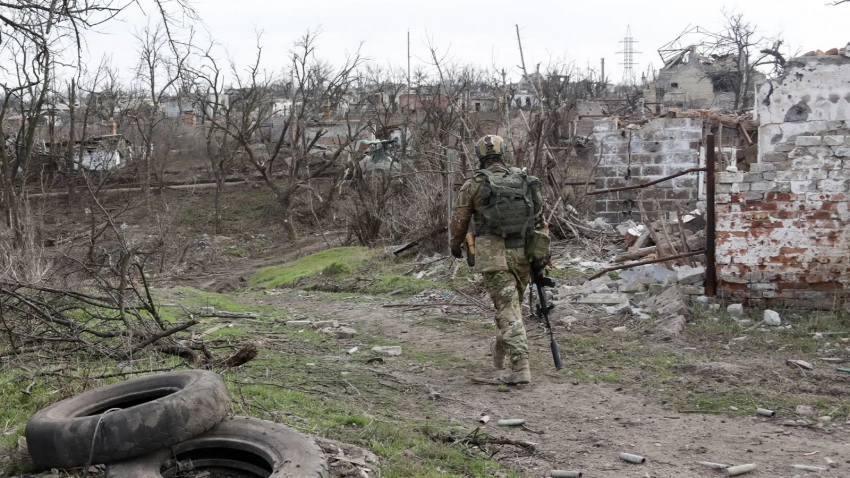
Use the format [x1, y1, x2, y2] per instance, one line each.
[449, 135, 547, 384]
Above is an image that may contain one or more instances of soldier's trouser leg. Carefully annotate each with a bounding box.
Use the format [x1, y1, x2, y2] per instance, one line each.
[482, 248, 530, 364]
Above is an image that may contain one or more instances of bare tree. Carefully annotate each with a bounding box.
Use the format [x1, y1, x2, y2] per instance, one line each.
[128, 22, 191, 197]
[191, 31, 366, 239]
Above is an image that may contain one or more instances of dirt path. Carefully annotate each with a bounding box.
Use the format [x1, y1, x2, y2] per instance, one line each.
[265, 294, 848, 478]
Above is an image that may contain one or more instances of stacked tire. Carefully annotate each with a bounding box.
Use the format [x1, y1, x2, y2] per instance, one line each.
[24, 370, 328, 478]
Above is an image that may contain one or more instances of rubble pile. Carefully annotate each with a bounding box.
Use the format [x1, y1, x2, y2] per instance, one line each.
[554, 211, 713, 339]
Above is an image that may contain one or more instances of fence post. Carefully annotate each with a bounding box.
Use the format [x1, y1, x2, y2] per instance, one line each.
[705, 134, 717, 297]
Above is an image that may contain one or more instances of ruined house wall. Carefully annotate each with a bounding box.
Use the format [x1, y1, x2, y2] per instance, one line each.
[716, 52, 850, 307]
[593, 118, 702, 224]
[657, 60, 740, 111]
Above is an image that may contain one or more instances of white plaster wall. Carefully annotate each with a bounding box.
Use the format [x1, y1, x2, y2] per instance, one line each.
[756, 55, 850, 161]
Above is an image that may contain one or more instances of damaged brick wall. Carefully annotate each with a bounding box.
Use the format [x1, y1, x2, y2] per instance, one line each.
[593, 117, 702, 224]
[716, 130, 850, 307]
[716, 50, 850, 307]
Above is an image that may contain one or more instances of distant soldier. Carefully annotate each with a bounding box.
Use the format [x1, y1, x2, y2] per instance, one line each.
[449, 135, 547, 384]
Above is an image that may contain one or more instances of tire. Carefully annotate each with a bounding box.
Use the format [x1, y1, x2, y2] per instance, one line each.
[25, 370, 231, 469]
[105, 416, 329, 478]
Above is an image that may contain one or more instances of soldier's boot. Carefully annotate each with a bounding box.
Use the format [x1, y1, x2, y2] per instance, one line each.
[491, 338, 507, 370]
[500, 358, 531, 385]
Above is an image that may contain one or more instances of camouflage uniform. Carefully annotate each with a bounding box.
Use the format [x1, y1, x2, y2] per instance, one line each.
[450, 162, 543, 366]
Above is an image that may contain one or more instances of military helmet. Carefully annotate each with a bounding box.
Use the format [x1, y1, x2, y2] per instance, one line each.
[474, 135, 506, 160]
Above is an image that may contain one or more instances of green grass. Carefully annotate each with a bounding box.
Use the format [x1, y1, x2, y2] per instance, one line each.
[250, 247, 370, 288]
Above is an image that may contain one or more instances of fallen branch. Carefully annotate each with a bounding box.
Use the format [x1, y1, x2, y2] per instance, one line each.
[428, 428, 537, 452]
[393, 226, 448, 255]
[214, 343, 258, 368]
[132, 319, 199, 352]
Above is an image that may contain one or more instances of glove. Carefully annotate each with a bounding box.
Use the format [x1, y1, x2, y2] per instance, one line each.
[451, 247, 463, 259]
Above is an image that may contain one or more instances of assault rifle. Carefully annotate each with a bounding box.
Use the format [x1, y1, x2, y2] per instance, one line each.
[531, 262, 563, 370]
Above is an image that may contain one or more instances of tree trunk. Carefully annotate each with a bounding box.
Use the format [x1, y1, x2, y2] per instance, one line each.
[66, 79, 76, 204]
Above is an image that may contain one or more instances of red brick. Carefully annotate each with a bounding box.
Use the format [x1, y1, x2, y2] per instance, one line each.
[780, 247, 808, 254]
[810, 211, 833, 220]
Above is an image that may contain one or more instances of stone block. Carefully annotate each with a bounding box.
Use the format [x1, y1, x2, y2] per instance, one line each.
[715, 194, 731, 204]
[718, 172, 744, 184]
[824, 135, 846, 146]
[791, 180, 817, 193]
[773, 143, 795, 153]
[745, 192, 765, 201]
[762, 172, 777, 181]
[796, 136, 822, 146]
[762, 152, 788, 162]
[828, 169, 850, 180]
[749, 163, 775, 173]
[743, 172, 763, 182]
[750, 181, 774, 192]
[716, 184, 732, 193]
[834, 148, 850, 157]
[727, 303, 744, 316]
[677, 265, 706, 285]
[818, 179, 848, 193]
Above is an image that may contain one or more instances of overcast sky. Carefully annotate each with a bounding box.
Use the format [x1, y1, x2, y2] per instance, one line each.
[85, 0, 850, 85]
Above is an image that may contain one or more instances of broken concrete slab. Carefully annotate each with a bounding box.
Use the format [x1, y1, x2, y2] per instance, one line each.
[619, 282, 648, 294]
[605, 300, 631, 315]
[371, 346, 402, 356]
[337, 327, 358, 339]
[286, 320, 312, 327]
[764, 309, 781, 326]
[654, 314, 686, 340]
[640, 286, 688, 318]
[727, 304, 744, 317]
[577, 293, 630, 305]
[582, 275, 612, 293]
[678, 285, 705, 295]
[313, 320, 340, 329]
[676, 265, 706, 285]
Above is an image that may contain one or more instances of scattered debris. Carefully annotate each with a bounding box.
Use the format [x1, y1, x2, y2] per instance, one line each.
[791, 464, 828, 472]
[479, 415, 490, 424]
[286, 320, 312, 327]
[371, 346, 402, 356]
[825, 457, 837, 468]
[756, 408, 775, 417]
[727, 304, 744, 317]
[763, 309, 781, 327]
[313, 320, 340, 329]
[795, 405, 814, 416]
[550, 471, 582, 478]
[497, 419, 526, 427]
[347, 346, 358, 355]
[619, 452, 646, 464]
[726, 463, 756, 476]
[786, 359, 813, 370]
[337, 327, 358, 339]
[577, 293, 629, 305]
[696, 461, 730, 470]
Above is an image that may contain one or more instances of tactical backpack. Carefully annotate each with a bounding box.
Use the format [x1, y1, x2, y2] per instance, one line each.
[473, 167, 538, 249]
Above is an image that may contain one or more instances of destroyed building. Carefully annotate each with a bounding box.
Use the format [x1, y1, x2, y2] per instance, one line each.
[587, 43, 850, 309]
[651, 45, 765, 112]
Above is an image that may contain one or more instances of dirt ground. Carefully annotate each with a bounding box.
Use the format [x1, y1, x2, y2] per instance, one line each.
[223, 291, 849, 478]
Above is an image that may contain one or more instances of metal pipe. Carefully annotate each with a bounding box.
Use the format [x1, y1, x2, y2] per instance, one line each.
[619, 452, 646, 464]
[586, 167, 707, 196]
[727, 464, 756, 476]
[587, 250, 706, 281]
[705, 134, 717, 296]
[550, 471, 582, 478]
[696, 461, 729, 469]
[756, 408, 775, 417]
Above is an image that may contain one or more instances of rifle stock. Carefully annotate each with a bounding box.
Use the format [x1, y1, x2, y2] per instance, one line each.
[532, 264, 563, 370]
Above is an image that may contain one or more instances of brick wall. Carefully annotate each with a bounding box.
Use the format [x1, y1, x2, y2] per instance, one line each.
[715, 129, 850, 307]
[593, 117, 702, 223]
[715, 52, 850, 308]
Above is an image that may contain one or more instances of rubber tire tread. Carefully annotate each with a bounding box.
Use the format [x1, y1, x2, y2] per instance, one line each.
[105, 416, 328, 478]
[25, 370, 231, 469]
